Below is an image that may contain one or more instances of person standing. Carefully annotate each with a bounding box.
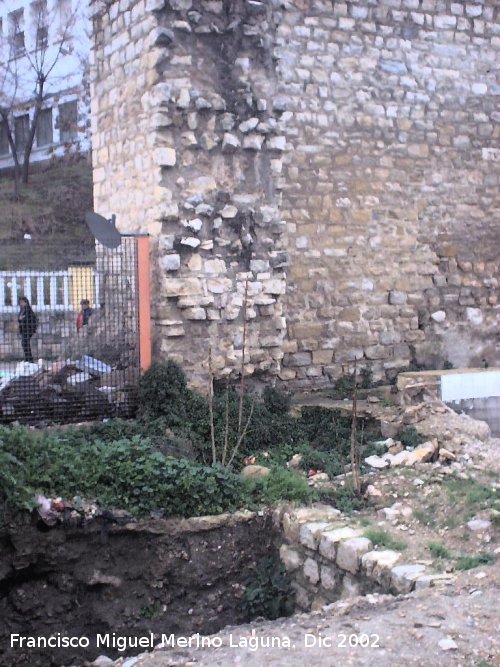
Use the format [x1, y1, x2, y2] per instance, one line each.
[76, 299, 93, 331]
[18, 296, 37, 363]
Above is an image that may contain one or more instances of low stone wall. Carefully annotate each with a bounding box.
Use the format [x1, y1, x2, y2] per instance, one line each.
[277, 505, 450, 611]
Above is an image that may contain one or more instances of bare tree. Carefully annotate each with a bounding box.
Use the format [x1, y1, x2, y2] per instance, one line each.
[0, 0, 85, 196]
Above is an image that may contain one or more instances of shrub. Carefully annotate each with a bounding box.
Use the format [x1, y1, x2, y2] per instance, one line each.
[335, 374, 356, 399]
[262, 386, 291, 416]
[137, 360, 189, 418]
[242, 468, 314, 507]
[0, 427, 245, 518]
[241, 556, 295, 621]
[318, 485, 369, 514]
[398, 426, 424, 449]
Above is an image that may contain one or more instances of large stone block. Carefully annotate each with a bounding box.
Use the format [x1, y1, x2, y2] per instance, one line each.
[164, 278, 203, 297]
[299, 521, 338, 550]
[390, 564, 427, 594]
[361, 550, 402, 581]
[336, 537, 373, 574]
[303, 557, 320, 585]
[319, 527, 361, 562]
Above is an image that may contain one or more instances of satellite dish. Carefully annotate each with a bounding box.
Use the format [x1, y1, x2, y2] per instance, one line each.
[85, 211, 122, 249]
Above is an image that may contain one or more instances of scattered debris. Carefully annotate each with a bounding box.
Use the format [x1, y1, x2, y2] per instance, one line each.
[0, 357, 135, 423]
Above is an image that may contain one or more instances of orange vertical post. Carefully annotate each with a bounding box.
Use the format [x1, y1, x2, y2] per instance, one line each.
[136, 235, 152, 373]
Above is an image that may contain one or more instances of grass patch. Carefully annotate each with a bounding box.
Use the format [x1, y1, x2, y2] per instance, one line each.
[428, 542, 451, 559]
[363, 527, 406, 551]
[443, 477, 500, 520]
[413, 506, 437, 528]
[455, 553, 495, 571]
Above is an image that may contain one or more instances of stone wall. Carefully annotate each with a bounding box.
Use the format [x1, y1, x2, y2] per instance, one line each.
[278, 504, 452, 612]
[276, 0, 500, 387]
[90, 0, 500, 390]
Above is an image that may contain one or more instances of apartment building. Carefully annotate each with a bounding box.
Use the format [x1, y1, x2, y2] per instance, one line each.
[0, 0, 90, 170]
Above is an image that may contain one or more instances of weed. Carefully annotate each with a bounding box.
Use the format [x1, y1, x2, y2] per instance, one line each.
[363, 528, 406, 551]
[443, 478, 500, 519]
[379, 398, 394, 408]
[335, 374, 356, 399]
[319, 484, 370, 514]
[455, 553, 495, 571]
[428, 542, 451, 559]
[241, 556, 295, 621]
[360, 367, 373, 389]
[141, 600, 162, 619]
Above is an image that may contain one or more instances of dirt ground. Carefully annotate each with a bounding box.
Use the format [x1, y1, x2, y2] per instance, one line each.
[121, 574, 499, 667]
[101, 434, 499, 667]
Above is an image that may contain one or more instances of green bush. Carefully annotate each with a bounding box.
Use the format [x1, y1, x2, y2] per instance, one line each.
[262, 387, 291, 416]
[243, 468, 314, 507]
[137, 360, 190, 419]
[360, 367, 373, 389]
[318, 485, 369, 513]
[241, 556, 295, 621]
[0, 427, 245, 518]
[398, 426, 425, 449]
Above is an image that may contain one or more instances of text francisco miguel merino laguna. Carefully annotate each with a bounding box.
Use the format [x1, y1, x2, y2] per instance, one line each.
[11, 632, 303, 652]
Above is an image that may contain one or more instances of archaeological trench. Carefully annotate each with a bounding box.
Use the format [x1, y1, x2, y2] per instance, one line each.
[1, 0, 499, 665]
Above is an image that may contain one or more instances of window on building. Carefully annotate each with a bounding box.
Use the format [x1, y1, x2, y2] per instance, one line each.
[58, 100, 78, 143]
[8, 9, 25, 57]
[0, 120, 10, 156]
[36, 108, 53, 146]
[57, 0, 73, 37]
[31, 0, 49, 50]
[14, 114, 30, 153]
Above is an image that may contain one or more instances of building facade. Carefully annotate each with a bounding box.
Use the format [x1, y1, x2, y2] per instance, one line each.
[89, 0, 500, 391]
[0, 0, 90, 170]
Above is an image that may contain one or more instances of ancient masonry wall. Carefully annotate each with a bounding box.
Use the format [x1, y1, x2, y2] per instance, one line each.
[90, 0, 500, 390]
[278, 505, 453, 612]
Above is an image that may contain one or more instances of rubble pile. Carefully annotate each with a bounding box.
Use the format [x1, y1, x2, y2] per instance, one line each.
[366, 374, 493, 471]
[0, 357, 136, 423]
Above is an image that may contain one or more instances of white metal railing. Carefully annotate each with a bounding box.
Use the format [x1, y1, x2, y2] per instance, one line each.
[0, 271, 100, 313]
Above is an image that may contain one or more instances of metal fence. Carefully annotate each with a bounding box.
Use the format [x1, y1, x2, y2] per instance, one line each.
[0, 236, 147, 424]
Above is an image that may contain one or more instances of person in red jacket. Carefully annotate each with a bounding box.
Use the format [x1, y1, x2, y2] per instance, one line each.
[76, 299, 93, 332]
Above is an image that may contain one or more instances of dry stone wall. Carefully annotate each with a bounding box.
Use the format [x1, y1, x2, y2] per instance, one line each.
[90, 0, 500, 390]
[278, 504, 454, 612]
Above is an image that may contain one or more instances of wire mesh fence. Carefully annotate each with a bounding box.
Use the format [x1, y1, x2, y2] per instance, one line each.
[0, 237, 141, 424]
